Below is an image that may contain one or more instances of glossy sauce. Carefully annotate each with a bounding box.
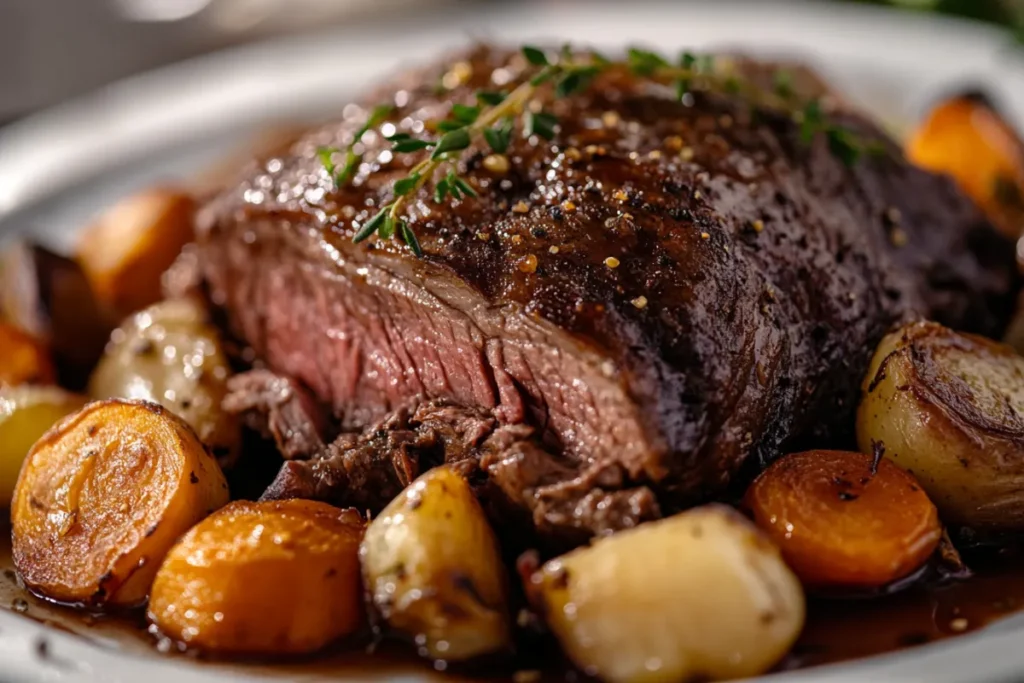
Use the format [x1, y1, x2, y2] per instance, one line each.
[4, 517, 1024, 679]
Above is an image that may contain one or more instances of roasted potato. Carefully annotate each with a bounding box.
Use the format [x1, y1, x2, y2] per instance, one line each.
[0, 323, 55, 387]
[89, 299, 239, 467]
[745, 450, 941, 589]
[0, 386, 87, 507]
[76, 188, 196, 315]
[11, 399, 228, 607]
[527, 505, 804, 683]
[148, 500, 364, 655]
[0, 242, 115, 386]
[858, 321, 1024, 530]
[361, 466, 511, 661]
[907, 92, 1024, 238]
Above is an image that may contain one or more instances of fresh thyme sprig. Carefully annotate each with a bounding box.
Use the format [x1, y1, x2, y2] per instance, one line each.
[318, 104, 393, 189]
[340, 47, 601, 256]
[323, 45, 881, 256]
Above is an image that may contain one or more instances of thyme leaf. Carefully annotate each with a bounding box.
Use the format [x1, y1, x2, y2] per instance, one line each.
[322, 44, 880, 256]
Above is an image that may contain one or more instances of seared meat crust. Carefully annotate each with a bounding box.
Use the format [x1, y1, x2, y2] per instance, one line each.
[199, 46, 1019, 516]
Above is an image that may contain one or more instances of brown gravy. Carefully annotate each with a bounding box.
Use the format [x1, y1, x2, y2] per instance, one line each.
[4, 517, 1024, 680]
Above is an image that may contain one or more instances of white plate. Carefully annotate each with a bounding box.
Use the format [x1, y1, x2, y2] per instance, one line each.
[3, 1, 1024, 681]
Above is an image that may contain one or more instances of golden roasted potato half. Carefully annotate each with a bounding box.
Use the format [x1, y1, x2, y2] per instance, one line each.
[0, 323, 55, 387]
[0, 386, 87, 507]
[527, 505, 804, 683]
[89, 299, 239, 467]
[907, 93, 1024, 238]
[745, 450, 941, 589]
[76, 188, 196, 315]
[148, 500, 365, 655]
[858, 321, 1024, 530]
[361, 466, 511, 661]
[11, 399, 228, 607]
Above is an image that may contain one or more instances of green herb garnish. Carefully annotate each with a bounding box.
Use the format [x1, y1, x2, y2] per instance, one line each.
[331, 45, 879, 256]
[318, 104, 393, 188]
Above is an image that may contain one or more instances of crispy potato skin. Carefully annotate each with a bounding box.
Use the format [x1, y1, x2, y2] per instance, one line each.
[745, 450, 940, 589]
[0, 387, 87, 507]
[11, 399, 228, 607]
[89, 299, 239, 467]
[858, 321, 1024, 530]
[529, 505, 804, 683]
[148, 500, 364, 655]
[0, 324, 55, 387]
[76, 188, 196, 315]
[907, 95, 1024, 238]
[361, 466, 511, 661]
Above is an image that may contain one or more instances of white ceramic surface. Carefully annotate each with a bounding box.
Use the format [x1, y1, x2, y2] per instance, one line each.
[3, 1, 1024, 681]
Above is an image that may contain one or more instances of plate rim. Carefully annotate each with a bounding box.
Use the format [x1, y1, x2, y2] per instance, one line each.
[3, 0, 1024, 219]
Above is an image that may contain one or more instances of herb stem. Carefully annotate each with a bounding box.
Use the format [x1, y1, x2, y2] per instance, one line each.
[649, 64, 790, 111]
[387, 74, 541, 221]
[337, 45, 877, 256]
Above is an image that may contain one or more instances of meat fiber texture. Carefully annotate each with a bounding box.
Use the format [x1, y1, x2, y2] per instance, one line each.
[197, 46, 1019, 528]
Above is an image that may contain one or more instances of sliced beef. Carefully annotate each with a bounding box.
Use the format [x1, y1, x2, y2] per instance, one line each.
[261, 401, 468, 511]
[223, 369, 330, 459]
[198, 46, 1020, 525]
[481, 438, 661, 540]
[262, 399, 659, 541]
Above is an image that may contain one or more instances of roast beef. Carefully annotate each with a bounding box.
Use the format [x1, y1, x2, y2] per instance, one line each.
[197, 46, 1019, 521]
[251, 395, 660, 540]
[222, 369, 331, 459]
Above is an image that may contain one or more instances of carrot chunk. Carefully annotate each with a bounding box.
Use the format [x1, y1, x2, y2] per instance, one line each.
[907, 94, 1024, 238]
[745, 449, 941, 590]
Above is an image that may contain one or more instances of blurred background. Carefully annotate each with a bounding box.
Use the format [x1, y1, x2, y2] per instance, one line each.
[2, 0, 1023, 125]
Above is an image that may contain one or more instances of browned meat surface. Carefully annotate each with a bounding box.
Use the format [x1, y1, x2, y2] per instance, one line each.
[197, 46, 1020, 529]
[258, 396, 659, 541]
[223, 369, 330, 459]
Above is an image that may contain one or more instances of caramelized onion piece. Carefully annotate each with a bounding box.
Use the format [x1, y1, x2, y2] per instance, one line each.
[11, 399, 228, 607]
[858, 321, 1024, 530]
[907, 93, 1024, 238]
[745, 450, 940, 590]
[148, 500, 364, 655]
[0, 323, 54, 387]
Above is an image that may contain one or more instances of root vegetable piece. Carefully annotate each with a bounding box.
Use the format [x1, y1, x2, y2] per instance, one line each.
[527, 505, 805, 683]
[11, 399, 228, 607]
[907, 92, 1024, 238]
[89, 299, 239, 468]
[0, 386, 87, 507]
[858, 320, 1024, 530]
[148, 499, 365, 655]
[0, 323, 54, 387]
[745, 450, 941, 589]
[76, 188, 196, 315]
[0, 242, 116, 387]
[361, 466, 511, 661]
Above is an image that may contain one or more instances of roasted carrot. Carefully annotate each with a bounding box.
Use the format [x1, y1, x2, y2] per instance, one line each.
[149, 500, 365, 655]
[0, 323, 54, 387]
[745, 449, 941, 590]
[907, 93, 1024, 238]
[76, 188, 197, 315]
[11, 399, 228, 607]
